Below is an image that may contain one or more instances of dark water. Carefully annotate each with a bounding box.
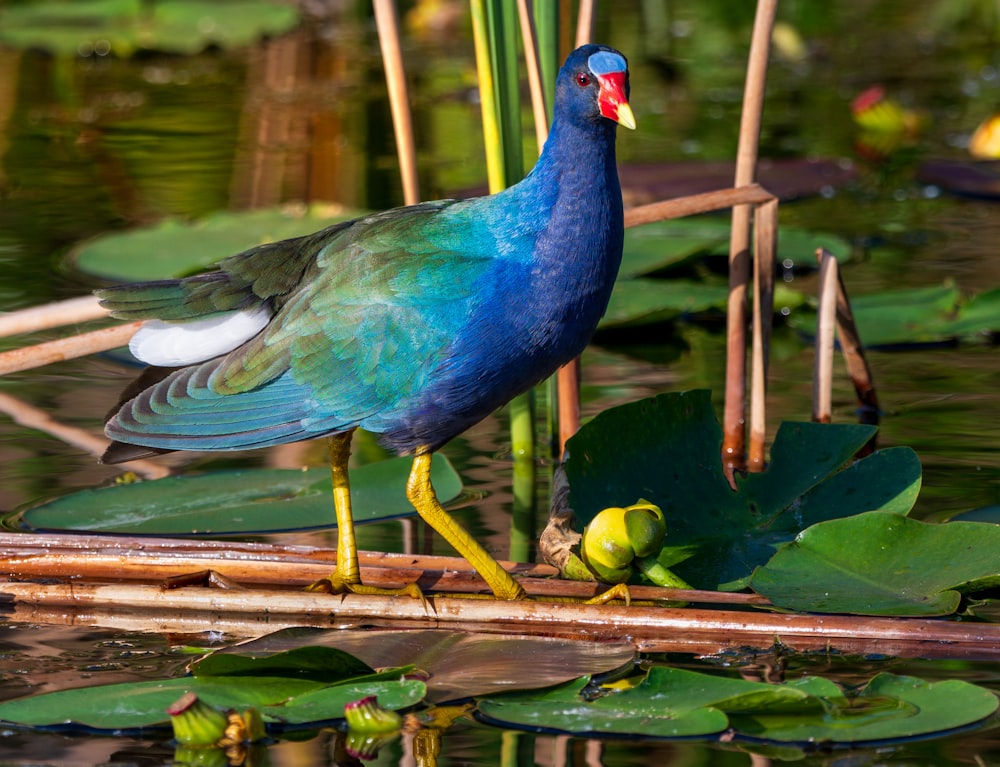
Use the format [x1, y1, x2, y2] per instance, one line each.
[1, 1, 999, 764]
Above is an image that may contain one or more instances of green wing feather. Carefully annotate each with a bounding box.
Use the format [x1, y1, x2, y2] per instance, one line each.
[101, 201, 498, 427]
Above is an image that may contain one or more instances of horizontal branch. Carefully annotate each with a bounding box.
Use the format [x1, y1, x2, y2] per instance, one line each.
[624, 184, 775, 228]
[0, 295, 108, 338]
[0, 321, 141, 376]
[1, 577, 995, 659]
[2, 533, 996, 659]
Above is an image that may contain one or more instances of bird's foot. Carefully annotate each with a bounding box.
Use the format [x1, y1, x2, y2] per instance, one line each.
[583, 583, 632, 606]
[306, 576, 429, 610]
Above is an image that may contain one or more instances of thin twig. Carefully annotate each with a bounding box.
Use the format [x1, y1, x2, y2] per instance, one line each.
[723, 0, 778, 482]
[0, 391, 169, 478]
[816, 248, 880, 430]
[813, 251, 839, 423]
[374, 0, 420, 205]
[0, 320, 142, 376]
[624, 184, 775, 227]
[574, 0, 595, 47]
[2, 576, 997, 658]
[748, 197, 777, 469]
[0, 295, 108, 338]
[517, 0, 549, 150]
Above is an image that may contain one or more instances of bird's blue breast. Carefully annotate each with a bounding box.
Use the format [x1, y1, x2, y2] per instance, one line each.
[361, 176, 623, 454]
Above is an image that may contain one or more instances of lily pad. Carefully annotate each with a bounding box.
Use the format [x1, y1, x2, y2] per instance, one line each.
[476, 674, 729, 738]
[15, 455, 461, 535]
[478, 666, 997, 743]
[789, 282, 1000, 346]
[0, 645, 425, 731]
[619, 220, 729, 277]
[619, 218, 851, 277]
[564, 391, 921, 590]
[732, 673, 999, 743]
[69, 205, 363, 282]
[750, 511, 1000, 616]
[601, 279, 729, 328]
[225, 628, 636, 703]
[0, 0, 301, 57]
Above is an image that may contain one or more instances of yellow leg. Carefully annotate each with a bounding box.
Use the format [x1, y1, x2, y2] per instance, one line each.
[308, 432, 423, 602]
[406, 449, 527, 600]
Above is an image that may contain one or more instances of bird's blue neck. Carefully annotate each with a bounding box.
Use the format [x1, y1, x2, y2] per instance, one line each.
[516, 116, 620, 216]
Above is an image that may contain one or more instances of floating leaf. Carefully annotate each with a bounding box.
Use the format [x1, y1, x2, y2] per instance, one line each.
[601, 279, 729, 328]
[191, 645, 376, 684]
[619, 217, 851, 277]
[788, 282, 1000, 346]
[0, 645, 425, 731]
[564, 391, 921, 590]
[750, 512, 1000, 616]
[620, 220, 729, 277]
[0, 0, 301, 57]
[619, 159, 857, 206]
[478, 666, 997, 744]
[477, 675, 729, 738]
[16, 455, 461, 535]
[225, 628, 636, 703]
[732, 673, 998, 743]
[69, 205, 363, 282]
[917, 158, 1000, 199]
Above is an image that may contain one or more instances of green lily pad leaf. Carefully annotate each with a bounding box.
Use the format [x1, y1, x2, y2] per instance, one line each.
[938, 285, 1000, 337]
[620, 219, 730, 277]
[601, 279, 730, 328]
[0, 644, 427, 732]
[0, 0, 301, 57]
[619, 218, 851, 278]
[479, 666, 997, 744]
[0, 676, 322, 730]
[69, 205, 363, 282]
[750, 512, 1000, 615]
[262, 679, 426, 726]
[191, 646, 376, 684]
[478, 666, 826, 738]
[226, 628, 636, 703]
[477, 675, 729, 738]
[732, 673, 999, 743]
[16, 455, 461, 535]
[565, 391, 920, 590]
[788, 282, 1000, 346]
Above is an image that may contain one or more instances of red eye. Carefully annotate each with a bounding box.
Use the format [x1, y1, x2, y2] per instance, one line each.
[575, 72, 591, 87]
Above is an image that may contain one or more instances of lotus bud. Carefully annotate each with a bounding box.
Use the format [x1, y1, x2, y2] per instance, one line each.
[581, 500, 666, 583]
[167, 692, 230, 747]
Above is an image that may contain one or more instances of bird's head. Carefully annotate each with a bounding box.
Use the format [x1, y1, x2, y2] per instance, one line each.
[558, 44, 635, 131]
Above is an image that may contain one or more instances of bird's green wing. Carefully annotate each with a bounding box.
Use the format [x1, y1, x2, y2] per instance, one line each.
[203, 203, 496, 419]
[95, 218, 358, 320]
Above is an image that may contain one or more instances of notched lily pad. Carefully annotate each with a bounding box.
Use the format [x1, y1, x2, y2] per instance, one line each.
[15, 455, 461, 535]
[750, 511, 1000, 616]
[564, 391, 921, 590]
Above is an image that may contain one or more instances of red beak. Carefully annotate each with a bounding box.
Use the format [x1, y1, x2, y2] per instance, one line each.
[597, 71, 636, 129]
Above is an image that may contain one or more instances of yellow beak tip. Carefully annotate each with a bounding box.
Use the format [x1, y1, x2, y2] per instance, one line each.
[617, 103, 637, 130]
